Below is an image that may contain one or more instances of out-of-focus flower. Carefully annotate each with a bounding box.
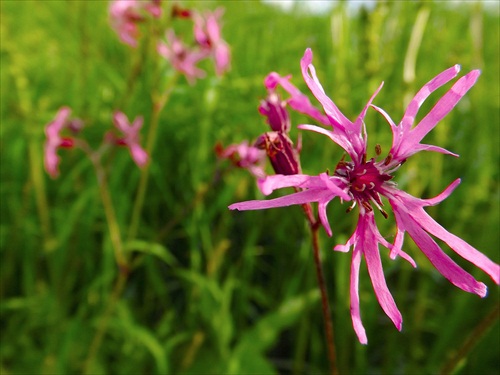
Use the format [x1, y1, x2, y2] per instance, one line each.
[171, 4, 191, 19]
[216, 141, 267, 179]
[193, 8, 231, 75]
[157, 30, 208, 84]
[230, 48, 500, 344]
[110, 111, 148, 167]
[44, 107, 76, 178]
[109, 0, 162, 47]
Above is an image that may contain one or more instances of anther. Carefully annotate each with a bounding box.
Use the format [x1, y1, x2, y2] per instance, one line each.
[354, 184, 366, 192]
[362, 201, 373, 212]
[375, 144, 382, 156]
[368, 182, 375, 189]
[346, 201, 357, 213]
[384, 153, 393, 166]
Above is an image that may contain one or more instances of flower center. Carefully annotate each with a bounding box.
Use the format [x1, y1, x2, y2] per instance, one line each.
[335, 156, 392, 217]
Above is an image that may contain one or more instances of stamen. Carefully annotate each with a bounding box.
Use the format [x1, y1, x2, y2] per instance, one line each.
[384, 153, 393, 166]
[357, 169, 367, 176]
[368, 182, 375, 189]
[375, 144, 382, 156]
[354, 184, 366, 192]
[370, 196, 389, 219]
[361, 201, 373, 212]
[362, 153, 367, 164]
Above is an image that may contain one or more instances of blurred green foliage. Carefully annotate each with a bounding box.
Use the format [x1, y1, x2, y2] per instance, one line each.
[1, 1, 498, 374]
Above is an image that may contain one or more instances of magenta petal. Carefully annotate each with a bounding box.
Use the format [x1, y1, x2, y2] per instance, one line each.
[410, 70, 481, 146]
[401, 65, 460, 131]
[421, 179, 461, 206]
[395, 207, 488, 297]
[412, 144, 459, 157]
[229, 189, 334, 211]
[418, 211, 500, 285]
[129, 144, 148, 167]
[258, 174, 321, 195]
[300, 48, 351, 130]
[361, 214, 403, 330]
[350, 246, 368, 344]
[317, 199, 333, 236]
[371, 104, 397, 127]
[364, 239, 403, 331]
[298, 124, 355, 159]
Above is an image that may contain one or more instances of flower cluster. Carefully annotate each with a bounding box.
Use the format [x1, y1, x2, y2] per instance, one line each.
[44, 109, 148, 178]
[44, 107, 79, 178]
[229, 48, 500, 344]
[109, 0, 230, 83]
[109, 0, 162, 48]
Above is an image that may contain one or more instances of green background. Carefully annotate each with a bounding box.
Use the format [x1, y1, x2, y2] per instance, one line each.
[1, 1, 499, 374]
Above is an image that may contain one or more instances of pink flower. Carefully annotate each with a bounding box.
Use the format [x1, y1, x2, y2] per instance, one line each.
[229, 48, 500, 344]
[157, 30, 208, 84]
[263, 72, 330, 126]
[193, 8, 230, 75]
[216, 141, 267, 179]
[109, 0, 162, 47]
[44, 107, 76, 178]
[110, 111, 148, 168]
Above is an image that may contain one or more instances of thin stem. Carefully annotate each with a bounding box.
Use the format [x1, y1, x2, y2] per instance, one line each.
[83, 271, 128, 374]
[82, 152, 130, 373]
[95, 163, 128, 270]
[440, 304, 499, 375]
[127, 73, 179, 241]
[302, 203, 338, 375]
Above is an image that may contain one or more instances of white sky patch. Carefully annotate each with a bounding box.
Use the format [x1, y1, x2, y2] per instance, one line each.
[262, 0, 497, 14]
[262, 0, 376, 14]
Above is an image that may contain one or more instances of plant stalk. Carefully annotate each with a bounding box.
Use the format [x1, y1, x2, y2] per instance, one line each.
[440, 304, 499, 375]
[302, 203, 339, 375]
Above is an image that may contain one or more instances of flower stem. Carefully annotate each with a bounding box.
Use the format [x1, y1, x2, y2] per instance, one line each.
[80, 148, 130, 373]
[96, 164, 128, 270]
[302, 203, 339, 375]
[83, 271, 128, 374]
[127, 73, 179, 241]
[440, 304, 499, 375]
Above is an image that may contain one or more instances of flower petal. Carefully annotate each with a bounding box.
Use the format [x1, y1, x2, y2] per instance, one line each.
[228, 189, 334, 211]
[393, 205, 488, 297]
[410, 70, 481, 147]
[362, 214, 403, 331]
[300, 48, 351, 130]
[401, 65, 460, 132]
[350, 246, 367, 344]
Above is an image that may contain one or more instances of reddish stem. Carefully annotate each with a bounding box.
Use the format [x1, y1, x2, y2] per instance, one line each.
[302, 203, 339, 375]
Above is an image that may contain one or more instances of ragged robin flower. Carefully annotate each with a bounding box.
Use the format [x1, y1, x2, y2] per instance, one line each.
[193, 8, 231, 76]
[109, 0, 162, 48]
[229, 48, 500, 344]
[108, 111, 149, 168]
[215, 140, 267, 179]
[44, 107, 80, 178]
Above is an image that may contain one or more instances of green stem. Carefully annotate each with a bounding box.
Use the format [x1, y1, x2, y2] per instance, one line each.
[83, 271, 128, 374]
[440, 304, 499, 375]
[97, 170, 128, 270]
[127, 73, 179, 241]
